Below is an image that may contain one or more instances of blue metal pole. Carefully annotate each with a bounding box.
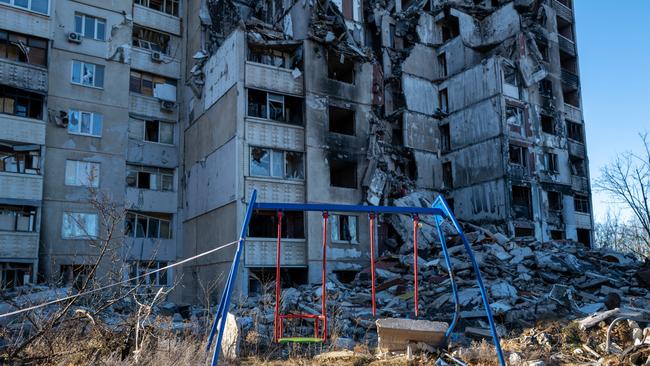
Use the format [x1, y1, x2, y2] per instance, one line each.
[254, 202, 446, 217]
[209, 190, 258, 366]
[206, 265, 233, 351]
[432, 202, 459, 343]
[433, 197, 506, 366]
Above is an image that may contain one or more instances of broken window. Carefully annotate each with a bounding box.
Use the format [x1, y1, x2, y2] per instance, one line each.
[0, 144, 40, 174]
[0, 30, 48, 66]
[511, 185, 532, 219]
[0, 205, 36, 232]
[65, 160, 100, 187]
[327, 51, 355, 84]
[247, 89, 303, 125]
[0, 84, 44, 119]
[249, 147, 304, 180]
[129, 70, 176, 97]
[574, 194, 589, 214]
[550, 230, 565, 240]
[539, 78, 553, 99]
[506, 105, 524, 126]
[248, 45, 300, 69]
[71, 60, 104, 88]
[441, 15, 460, 42]
[570, 155, 586, 177]
[125, 211, 172, 239]
[139, 119, 174, 144]
[438, 53, 447, 78]
[567, 121, 584, 142]
[68, 110, 102, 137]
[329, 106, 355, 135]
[544, 152, 559, 174]
[126, 165, 174, 191]
[514, 227, 534, 237]
[540, 114, 555, 134]
[330, 158, 357, 188]
[129, 261, 170, 286]
[503, 65, 518, 86]
[442, 161, 453, 189]
[548, 191, 563, 211]
[2, 0, 48, 15]
[564, 90, 580, 107]
[576, 228, 591, 246]
[62, 212, 98, 239]
[135, 0, 179, 17]
[439, 123, 451, 152]
[74, 13, 106, 41]
[249, 210, 304, 238]
[331, 214, 358, 243]
[438, 88, 449, 114]
[509, 145, 527, 167]
[1, 262, 32, 289]
[538, 41, 550, 62]
[132, 25, 171, 54]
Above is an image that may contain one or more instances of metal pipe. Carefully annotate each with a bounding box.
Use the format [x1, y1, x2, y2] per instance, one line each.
[210, 190, 258, 366]
[369, 213, 376, 317]
[434, 215, 460, 343]
[413, 214, 419, 317]
[321, 211, 328, 340]
[274, 210, 283, 342]
[255, 202, 445, 216]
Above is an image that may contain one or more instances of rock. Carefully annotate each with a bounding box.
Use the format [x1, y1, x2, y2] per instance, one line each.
[281, 288, 300, 311]
[172, 313, 183, 322]
[220, 312, 240, 361]
[490, 282, 518, 300]
[159, 302, 177, 316]
[487, 244, 512, 261]
[509, 352, 523, 365]
[333, 337, 355, 350]
[493, 232, 509, 245]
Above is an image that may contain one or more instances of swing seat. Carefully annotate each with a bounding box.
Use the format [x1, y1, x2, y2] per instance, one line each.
[278, 337, 324, 343]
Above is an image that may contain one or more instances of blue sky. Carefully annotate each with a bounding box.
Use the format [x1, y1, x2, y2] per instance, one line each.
[574, 0, 650, 221]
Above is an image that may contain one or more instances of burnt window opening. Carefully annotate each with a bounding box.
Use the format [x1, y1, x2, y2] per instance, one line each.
[544, 152, 559, 173]
[0, 85, 44, 119]
[561, 55, 578, 74]
[438, 88, 449, 114]
[514, 227, 535, 238]
[540, 114, 555, 134]
[334, 270, 358, 284]
[328, 106, 355, 135]
[564, 90, 580, 108]
[439, 123, 451, 152]
[547, 191, 563, 211]
[129, 70, 176, 97]
[567, 121, 584, 142]
[576, 228, 591, 247]
[503, 65, 518, 86]
[249, 268, 308, 295]
[442, 162, 453, 189]
[330, 158, 357, 188]
[132, 25, 171, 54]
[247, 89, 303, 125]
[126, 165, 174, 192]
[557, 17, 574, 41]
[512, 185, 532, 219]
[248, 45, 301, 70]
[327, 51, 355, 84]
[506, 105, 524, 126]
[134, 0, 179, 17]
[574, 194, 590, 214]
[550, 230, 565, 240]
[440, 15, 460, 42]
[537, 41, 550, 62]
[539, 78, 553, 99]
[0, 145, 40, 175]
[248, 210, 304, 239]
[570, 155, 586, 177]
[438, 53, 447, 78]
[331, 214, 358, 243]
[509, 144, 527, 167]
[0, 30, 48, 67]
[1, 262, 32, 289]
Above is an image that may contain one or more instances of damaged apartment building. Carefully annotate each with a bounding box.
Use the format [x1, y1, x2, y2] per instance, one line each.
[181, 0, 593, 299]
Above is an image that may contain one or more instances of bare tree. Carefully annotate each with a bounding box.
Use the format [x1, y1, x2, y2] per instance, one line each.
[596, 133, 650, 256]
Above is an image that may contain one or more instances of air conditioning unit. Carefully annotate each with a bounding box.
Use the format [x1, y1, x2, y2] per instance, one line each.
[151, 51, 163, 62]
[67, 32, 83, 44]
[160, 100, 176, 112]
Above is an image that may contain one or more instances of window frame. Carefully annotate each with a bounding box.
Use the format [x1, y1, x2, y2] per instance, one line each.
[62, 212, 99, 239]
[126, 165, 174, 192]
[0, 0, 49, 15]
[125, 211, 172, 239]
[134, 0, 179, 17]
[249, 146, 304, 181]
[331, 214, 359, 244]
[0, 30, 48, 67]
[74, 12, 106, 41]
[0, 145, 41, 175]
[544, 152, 559, 174]
[71, 60, 104, 88]
[132, 25, 171, 54]
[129, 261, 170, 286]
[67, 109, 102, 137]
[0, 84, 44, 119]
[574, 194, 590, 214]
[64, 159, 100, 188]
[0, 205, 37, 232]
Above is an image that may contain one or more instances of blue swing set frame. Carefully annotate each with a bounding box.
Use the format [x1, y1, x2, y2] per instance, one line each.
[205, 189, 506, 366]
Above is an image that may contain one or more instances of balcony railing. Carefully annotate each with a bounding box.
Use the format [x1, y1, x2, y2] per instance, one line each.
[564, 103, 582, 122]
[553, 0, 573, 22]
[561, 69, 579, 90]
[558, 35, 576, 56]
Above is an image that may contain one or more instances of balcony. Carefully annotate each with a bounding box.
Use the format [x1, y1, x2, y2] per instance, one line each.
[245, 177, 304, 203]
[564, 103, 582, 122]
[133, 4, 181, 36]
[568, 140, 586, 159]
[0, 59, 48, 93]
[0, 172, 42, 201]
[245, 62, 304, 96]
[561, 69, 579, 91]
[0, 5, 50, 39]
[130, 93, 178, 120]
[126, 187, 177, 214]
[575, 212, 592, 229]
[245, 118, 304, 152]
[571, 176, 590, 192]
[0, 114, 45, 145]
[130, 48, 181, 79]
[0, 231, 39, 259]
[558, 35, 576, 56]
[553, 0, 573, 22]
[508, 164, 529, 181]
[547, 211, 563, 226]
[245, 238, 306, 267]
